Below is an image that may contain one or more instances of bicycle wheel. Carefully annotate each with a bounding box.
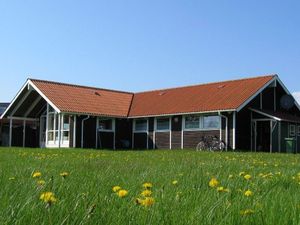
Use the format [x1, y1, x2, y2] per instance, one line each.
[212, 141, 225, 152]
[196, 141, 206, 151]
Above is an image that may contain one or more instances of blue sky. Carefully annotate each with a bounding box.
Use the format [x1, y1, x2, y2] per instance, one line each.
[0, 0, 300, 102]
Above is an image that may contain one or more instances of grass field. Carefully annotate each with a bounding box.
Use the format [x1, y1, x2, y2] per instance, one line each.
[1, 147, 300, 225]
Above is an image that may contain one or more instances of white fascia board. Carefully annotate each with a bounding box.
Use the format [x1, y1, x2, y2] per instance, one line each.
[249, 108, 282, 121]
[128, 109, 235, 119]
[0, 79, 30, 119]
[275, 76, 300, 111]
[28, 80, 61, 113]
[237, 76, 277, 112]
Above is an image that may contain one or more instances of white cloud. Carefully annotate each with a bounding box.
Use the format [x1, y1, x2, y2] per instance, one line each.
[292, 92, 300, 104]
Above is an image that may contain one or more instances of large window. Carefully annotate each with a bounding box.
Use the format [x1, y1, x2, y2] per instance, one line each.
[134, 119, 148, 132]
[290, 125, 296, 136]
[62, 115, 70, 142]
[185, 116, 200, 129]
[156, 117, 170, 131]
[184, 115, 220, 130]
[98, 118, 113, 131]
[47, 110, 58, 143]
[203, 116, 220, 129]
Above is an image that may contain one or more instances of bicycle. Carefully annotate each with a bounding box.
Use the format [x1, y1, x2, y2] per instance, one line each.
[196, 135, 225, 152]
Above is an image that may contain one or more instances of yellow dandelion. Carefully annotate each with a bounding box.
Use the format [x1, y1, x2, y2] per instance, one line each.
[217, 186, 230, 193]
[40, 192, 57, 204]
[244, 190, 253, 197]
[143, 182, 153, 189]
[172, 180, 178, 185]
[60, 172, 69, 178]
[141, 189, 152, 197]
[141, 197, 155, 207]
[37, 180, 46, 186]
[117, 189, 128, 198]
[135, 198, 143, 205]
[209, 178, 219, 188]
[239, 172, 246, 176]
[240, 209, 255, 216]
[244, 174, 251, 180]
[112, 186, 122, 193]
[32, 171, 42, 178]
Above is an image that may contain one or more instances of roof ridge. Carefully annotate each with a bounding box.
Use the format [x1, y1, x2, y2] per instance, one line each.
[29, 78, 134, 95]
[134, 74, 277, 94]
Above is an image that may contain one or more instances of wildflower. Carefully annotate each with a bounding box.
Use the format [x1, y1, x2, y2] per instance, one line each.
[32, 172, 42, 178]
[37, 180, 46, 186]
[217, 186, 229, 193]
[141, 189, 152, 197]
[244, 174, 251, 180]
[40, 192, 57, 204]
[172, 180, 178, 185]
[135, 198, 143, 205]
[209, 178, 219, 188]
[239, 172, 246, 176]
[60, 172, 69, 178]
[244, 190, 253, 197]
[228, 174, 234, 179]
[176, 192, 182, 201]
[240, 209, 255, 216]
[143, 182, 153, 189]
[112, 186, 121, 193]
[141, 197, 155, 206]
[117, 189, 128, 198]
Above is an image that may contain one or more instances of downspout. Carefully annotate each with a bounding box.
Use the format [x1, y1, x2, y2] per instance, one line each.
[81, 115, 90, 148]
[219, 112, 228, 151]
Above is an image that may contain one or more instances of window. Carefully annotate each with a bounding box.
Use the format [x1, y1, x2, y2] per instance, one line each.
[298, 126, 300, 136]
[62, 115, 70, 142]
[156, 118, 170, 131]
[203, 116, 220, 129]
[184, 115, 220, 130]
[185, 116, 200, 129]
[98, 119, 113, 131]
[47, 112, 58, 142]
[290, 125, 296, 136]
[134, 119, 148, 132]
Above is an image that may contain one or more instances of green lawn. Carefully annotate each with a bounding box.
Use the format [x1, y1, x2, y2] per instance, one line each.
[1, 147, 300, 225]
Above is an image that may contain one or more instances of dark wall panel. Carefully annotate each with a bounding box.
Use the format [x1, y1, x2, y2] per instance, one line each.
[134, 133, 147, 149]
[171, 116, 182, 149]
[98, 132, 114, 149]
[262, 87, 275, 111]
[183, 130, 219, 149]
[155, 132, 170, 149]
[115, 119, 132, 149]
[148, 118, 154, 149]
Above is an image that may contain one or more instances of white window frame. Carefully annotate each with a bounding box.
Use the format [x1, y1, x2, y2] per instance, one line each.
[61, 114, 70, 147]
[133, 119, 148, 133]
[47, 110, 58, 146]
[290, 124, 296, 137]
[183, 114, 221, 131]
[155, 117, 171, 132]
[98, 118, 115, 132]
[298, 126, 300, 136]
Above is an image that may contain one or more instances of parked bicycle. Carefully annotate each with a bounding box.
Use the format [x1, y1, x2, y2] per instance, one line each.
[196, 135, 225, 152]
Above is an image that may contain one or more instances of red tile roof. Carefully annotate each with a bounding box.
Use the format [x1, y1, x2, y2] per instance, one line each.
[30, 75, 276, 117]
[129, 75, 276, 117]
[31, 79, 134, 117]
